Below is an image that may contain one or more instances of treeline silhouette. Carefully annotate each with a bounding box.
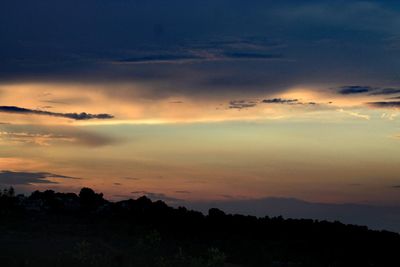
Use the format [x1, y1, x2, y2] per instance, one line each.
[0, 187, 399, 267]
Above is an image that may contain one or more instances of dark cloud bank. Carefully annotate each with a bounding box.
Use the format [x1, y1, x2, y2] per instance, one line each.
[1, 0, 400, 99]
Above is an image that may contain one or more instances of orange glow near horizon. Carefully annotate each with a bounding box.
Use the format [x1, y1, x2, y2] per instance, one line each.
[0, 82, 400, 205]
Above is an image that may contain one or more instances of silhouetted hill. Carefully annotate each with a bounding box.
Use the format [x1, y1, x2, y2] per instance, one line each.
[1, 187, 399, 267]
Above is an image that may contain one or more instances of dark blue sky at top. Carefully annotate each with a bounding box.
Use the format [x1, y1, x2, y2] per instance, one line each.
[1, 0, 400, 98]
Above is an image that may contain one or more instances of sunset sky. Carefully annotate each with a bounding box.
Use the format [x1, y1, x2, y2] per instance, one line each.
[1, 1, 400, 228]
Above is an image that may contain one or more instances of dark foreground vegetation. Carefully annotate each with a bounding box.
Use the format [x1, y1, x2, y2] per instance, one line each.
[0, 187, 399, 267]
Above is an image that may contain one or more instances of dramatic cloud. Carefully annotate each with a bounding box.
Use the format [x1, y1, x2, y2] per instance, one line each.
[0, 106, 114, 120]
[367, 101, 400, 108]
[229, 100, 258, 110]
[0, 170, 79, 185]
[1, 0, 399, 101]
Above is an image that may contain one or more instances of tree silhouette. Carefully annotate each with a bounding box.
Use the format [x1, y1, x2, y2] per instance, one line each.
[79, 187, 105, 211]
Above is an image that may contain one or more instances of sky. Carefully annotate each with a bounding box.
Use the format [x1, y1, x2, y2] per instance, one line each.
[1, 0, 400, 230]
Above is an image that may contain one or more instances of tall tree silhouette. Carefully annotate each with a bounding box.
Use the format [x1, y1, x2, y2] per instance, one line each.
[79, 187, 105, 211]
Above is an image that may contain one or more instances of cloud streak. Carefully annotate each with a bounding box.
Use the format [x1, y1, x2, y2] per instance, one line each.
[337, 86, 372, 95]
[117, 54, 204, 64]
[262, 98, 299, 104]
[338, 109, 370, 120]
[0, 170, 79, 185]
[117, 51, 283, 65]
[0, 131, 73, 146]
[370, 88, 400, 96]
[262, 98, 317, 106]
[0, 106, 114, 120]
[367, 101, 400, 108]
[337, 86, 400, 96]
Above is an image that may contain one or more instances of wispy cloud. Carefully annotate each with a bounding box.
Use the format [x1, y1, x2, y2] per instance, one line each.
[0, 131, 73, 146]
[0, 125, 118, 147]
[0, 106, 114, 120]
[338, 109, 370, 120]
[222, 52, 282, 60]
[116, 51, 282, 65]
[380, 113, 398, 121]
[117, 54, 204, 64]
[228, 100, 258, 110]
[115, 37, 284, 65]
